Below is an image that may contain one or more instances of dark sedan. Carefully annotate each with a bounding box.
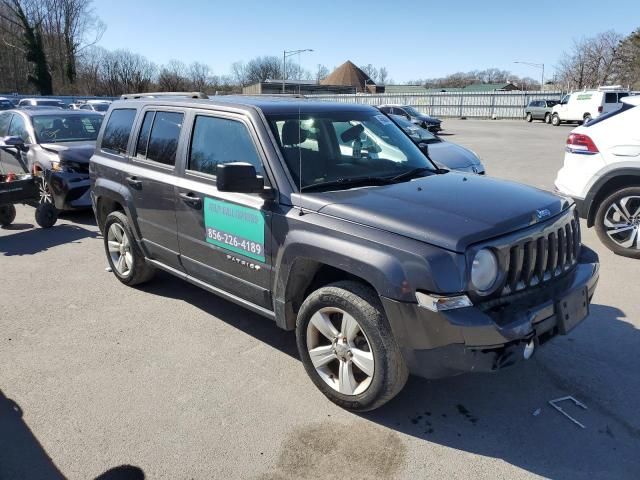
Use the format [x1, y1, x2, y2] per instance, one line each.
[379, 104, 442, 132]
[0, 109, 103, 210]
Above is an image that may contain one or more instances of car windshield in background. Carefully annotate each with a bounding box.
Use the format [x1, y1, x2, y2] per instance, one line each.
[403, 106, 421, 116]
[267, 111, 436, 191]
[92, 103, 110, 112]
[33, 114, 103, 143]
[0, 100, 12, 110]
[547, 100, 559, 107]
[35, 100, 65, 107]
[390, 115, 440, 143]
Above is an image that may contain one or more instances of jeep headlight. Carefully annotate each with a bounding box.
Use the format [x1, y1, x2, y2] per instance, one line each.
[471, 249, 498, 293]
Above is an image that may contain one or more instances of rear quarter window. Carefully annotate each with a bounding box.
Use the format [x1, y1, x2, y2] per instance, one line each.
[101, 109, 136, 155]
[605, 92, 617, 103]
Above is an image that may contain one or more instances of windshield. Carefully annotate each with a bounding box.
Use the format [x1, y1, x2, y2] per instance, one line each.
[267, 111, 436, 191]
[402, 106, 421, 116]
[389, 115, 439, 142]
[547, 100, 559, 107]
[33, 114, 103, 143]
[91, 103, 110, 112]
[35, 100, 64, 107]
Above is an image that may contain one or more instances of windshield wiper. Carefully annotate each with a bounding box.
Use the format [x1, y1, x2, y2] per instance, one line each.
[388, 166, 433, 183]
[301, 176, 393, 192]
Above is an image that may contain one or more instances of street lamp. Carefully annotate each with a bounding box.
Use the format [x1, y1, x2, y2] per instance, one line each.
[283, 49, 313, 93]
[514, 61, 544, 91]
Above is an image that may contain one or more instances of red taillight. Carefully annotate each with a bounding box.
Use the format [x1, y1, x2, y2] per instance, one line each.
[598, 106, 603, 113]
[567, 133, 599, 154]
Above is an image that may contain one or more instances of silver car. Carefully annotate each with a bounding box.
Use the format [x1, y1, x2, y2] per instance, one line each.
[0, 109, 103, 210]
[525, 99, 559, 123]
[390, 115, 485, 174]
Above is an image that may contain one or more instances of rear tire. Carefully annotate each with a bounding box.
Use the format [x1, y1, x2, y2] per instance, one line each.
[544, 113, 551, 124]
[551, 114, 561, 126]
[103, 211, 155, 285]
[35, 202, 58, 228]
[296, 280, 408, 411]
[0, 204, 16, 227]
[525, 113, 533, 122]
[594, 187, 640, 259]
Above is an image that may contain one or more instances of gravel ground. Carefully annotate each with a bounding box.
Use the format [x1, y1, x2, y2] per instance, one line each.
[1, 119, 639, 480]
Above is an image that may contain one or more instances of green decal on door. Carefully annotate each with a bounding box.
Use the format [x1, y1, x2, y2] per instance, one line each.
[204, 197, 265, 262]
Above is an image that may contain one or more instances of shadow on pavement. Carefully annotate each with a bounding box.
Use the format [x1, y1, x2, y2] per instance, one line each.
[58, 209, 97, 227]
[0, 224, 98, 256]
[0, 390, 145, 480]
[359, 303, 640, 479]
[135, 272, 640, 478]
[138, 271, 298, 359]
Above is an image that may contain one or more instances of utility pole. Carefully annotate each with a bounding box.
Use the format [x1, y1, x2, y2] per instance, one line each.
[282, 49, 314, 93]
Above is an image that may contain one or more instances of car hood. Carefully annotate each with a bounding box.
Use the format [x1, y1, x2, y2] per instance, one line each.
[39, 141, 96, 154]
[427, 141, 481, 169]
[415, 113, 440, 123]
[303, 172, 570, 252]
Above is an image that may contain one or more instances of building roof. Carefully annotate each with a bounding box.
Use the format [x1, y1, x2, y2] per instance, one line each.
[384, 84, 428, 94]
[320, 61, 374, 92]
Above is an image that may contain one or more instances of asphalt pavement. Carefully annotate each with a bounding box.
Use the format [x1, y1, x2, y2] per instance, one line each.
[1, 119, 638, 479]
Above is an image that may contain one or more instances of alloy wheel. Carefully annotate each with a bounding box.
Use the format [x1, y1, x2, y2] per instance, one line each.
[306, 307, 374, 396]
[603, 196, 640, 249]
[107, 223, 133, 276]
[38, 176, 53, 204]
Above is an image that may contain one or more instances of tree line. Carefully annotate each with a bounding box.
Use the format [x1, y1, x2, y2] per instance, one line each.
[1, 0, 637, 96]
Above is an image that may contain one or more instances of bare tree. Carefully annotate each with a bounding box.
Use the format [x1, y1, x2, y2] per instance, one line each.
[0, 0, 52, 94]
[314, 64, 329, 83]
[378, 66, 388, 85]
[158, 59, 188, 91]
[188, 61, 211, 91]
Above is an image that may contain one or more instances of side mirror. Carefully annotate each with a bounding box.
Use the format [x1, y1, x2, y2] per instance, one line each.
[217, 162, 265, 194]
[417, 142, 429, 156]
[0, 136, 26, 151]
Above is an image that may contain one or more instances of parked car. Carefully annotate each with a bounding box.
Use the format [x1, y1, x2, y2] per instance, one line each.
[389, 114, 485, 174]
[551, 86, 630, 126]
[91, 93, 599, 411]
[0, 97, 14, 111]
[378, 104, 442, 132]
[79, 100, 112, 112]
[555, 95, 640, 258]
[524, 99, 559, 123]
[0, 109, 103, 210]
[17, 98, 66, 109]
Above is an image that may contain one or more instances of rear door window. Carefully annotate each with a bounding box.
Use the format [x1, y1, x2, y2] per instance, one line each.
[143, 111, 184, 166]
[101, 109, 136, 155]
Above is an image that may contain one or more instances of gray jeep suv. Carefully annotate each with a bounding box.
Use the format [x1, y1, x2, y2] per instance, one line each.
[525, 99, 559, 123]
[90, 93, 599, 411]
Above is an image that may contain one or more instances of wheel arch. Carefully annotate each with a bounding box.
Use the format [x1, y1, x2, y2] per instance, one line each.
[587, 171, 640, 227]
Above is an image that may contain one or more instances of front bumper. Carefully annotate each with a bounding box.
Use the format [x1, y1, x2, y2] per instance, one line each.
[382, 246, 599, 379]
[46, 170, 91, 211]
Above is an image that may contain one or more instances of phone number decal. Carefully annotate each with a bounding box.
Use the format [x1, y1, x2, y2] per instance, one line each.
[206, 228, 263, 257]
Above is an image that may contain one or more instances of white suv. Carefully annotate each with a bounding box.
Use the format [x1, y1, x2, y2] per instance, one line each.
[555, 95, 640, 258]
[551, 86, 630, 126]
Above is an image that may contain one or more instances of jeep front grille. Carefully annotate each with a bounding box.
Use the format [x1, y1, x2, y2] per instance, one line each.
[502, 214, 580, 295]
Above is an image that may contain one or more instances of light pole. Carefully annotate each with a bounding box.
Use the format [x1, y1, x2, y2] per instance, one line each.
[282, 49, 313, 93]
[514, 61, 544, 91]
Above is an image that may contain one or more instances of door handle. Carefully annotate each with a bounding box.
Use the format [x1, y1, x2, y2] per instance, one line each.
[179, 192, 203, 209]
[126, 176, 142, 188]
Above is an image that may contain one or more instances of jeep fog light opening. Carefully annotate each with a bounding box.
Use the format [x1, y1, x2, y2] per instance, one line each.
[471, 249, 498, 293]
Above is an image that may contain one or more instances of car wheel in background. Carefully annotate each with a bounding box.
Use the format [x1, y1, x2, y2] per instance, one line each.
[594, 187, 640, 259]
[35, 202, 58, 228]
[38, 175, 54, 205]
[0, 204, 16, 226]
[551, 114, 561, 126]
[526, 113, 533, 122]
[544, 113, 551, 124]
[296, 280, 408, 411]
[583, 113, 592, 124]
[103, 211, 155, 285]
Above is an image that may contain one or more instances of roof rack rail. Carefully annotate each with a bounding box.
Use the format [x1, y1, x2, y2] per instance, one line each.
[120, 92, 209, 100]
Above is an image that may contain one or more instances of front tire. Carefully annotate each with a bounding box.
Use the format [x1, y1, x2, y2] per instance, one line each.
[594, 187, 640, 258]
[0, 204, 16, 227]
[103, 211, 155, 285]
[525, 113, 533, 122]
[551, 114, 561, 126]
[296, 281, 408, 411]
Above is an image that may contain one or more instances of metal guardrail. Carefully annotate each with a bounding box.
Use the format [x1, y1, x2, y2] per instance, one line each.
[306, 91, 565, 119]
